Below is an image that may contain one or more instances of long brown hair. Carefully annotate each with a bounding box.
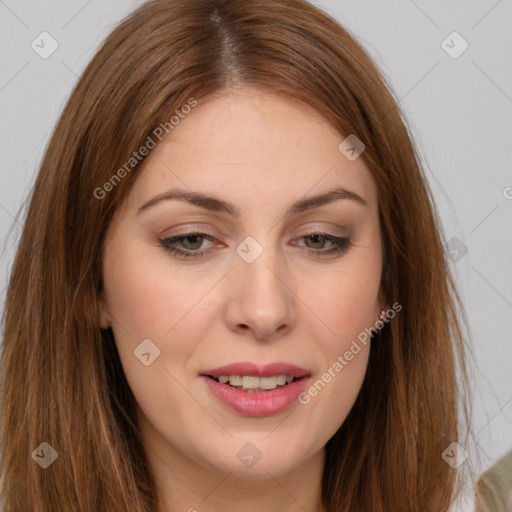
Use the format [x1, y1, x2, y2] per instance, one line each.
[0, 0, 476, 510]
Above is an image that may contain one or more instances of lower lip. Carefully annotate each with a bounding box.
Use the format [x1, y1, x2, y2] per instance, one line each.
[200, 375, 311, 417]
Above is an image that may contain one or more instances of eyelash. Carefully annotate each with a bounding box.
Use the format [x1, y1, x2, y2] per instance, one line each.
[158, 231, 352, 260]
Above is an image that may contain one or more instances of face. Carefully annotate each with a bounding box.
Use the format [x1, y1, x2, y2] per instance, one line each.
[99, 88, 387, 481]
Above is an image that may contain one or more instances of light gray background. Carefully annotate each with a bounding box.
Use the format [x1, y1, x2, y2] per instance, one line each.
[1, 1, 511, 508]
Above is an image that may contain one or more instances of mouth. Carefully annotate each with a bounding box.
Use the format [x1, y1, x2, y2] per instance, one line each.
[204, 374, 307, 393]
[199, 362, 312, 416]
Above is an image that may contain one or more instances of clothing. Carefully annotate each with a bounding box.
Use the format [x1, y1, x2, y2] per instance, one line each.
[474, 449, 512, 512]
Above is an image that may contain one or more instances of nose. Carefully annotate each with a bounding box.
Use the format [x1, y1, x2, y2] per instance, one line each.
[223, 241, 297, 341]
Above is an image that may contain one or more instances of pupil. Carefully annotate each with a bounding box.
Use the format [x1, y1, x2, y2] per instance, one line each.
[184, 234, 201, 249]
[308, 234, 323, 248]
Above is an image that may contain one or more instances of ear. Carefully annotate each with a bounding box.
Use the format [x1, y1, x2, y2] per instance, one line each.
[375, 288, 390, 323]
[97, 295, 112, 329]
[85, 288, 111, 329]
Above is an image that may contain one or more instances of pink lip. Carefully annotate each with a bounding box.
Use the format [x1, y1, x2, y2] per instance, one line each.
[199, 362, 312, 417]
[200, 361, 311, 379]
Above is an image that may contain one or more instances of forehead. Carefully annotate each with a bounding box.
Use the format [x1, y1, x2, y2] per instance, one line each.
[124, 89, 378, 216]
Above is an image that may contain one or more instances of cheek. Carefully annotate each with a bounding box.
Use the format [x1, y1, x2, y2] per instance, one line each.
[102, 239, 218, 383]
[102, 247, 213, 434]
[103, 236, 209, 335]
[296, 273, 376, 436]
[296, 258, 379, 417]
[303, 262, 382, 341]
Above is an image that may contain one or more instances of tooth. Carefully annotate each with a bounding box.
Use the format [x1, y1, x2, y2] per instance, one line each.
[259, 376, 278, 389]
[229, 375, 242, 386]
[241, 376, 260, 389]
[275, 375, 287, 386]
[220, 374, 295, 389]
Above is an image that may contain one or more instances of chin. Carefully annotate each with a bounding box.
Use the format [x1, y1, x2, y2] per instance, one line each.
[197, 437, 312, 479]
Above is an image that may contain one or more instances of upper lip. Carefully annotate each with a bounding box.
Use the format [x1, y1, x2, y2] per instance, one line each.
[200, 362, 311, 379]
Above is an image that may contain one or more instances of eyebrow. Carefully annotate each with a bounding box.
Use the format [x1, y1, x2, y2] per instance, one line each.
[137, 186, 367, 217]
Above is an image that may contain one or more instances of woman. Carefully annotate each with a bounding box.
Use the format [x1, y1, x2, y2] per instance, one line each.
[0, 0, 475, 510]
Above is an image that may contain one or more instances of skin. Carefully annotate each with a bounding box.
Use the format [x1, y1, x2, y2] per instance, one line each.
[99, 87, 388, 512]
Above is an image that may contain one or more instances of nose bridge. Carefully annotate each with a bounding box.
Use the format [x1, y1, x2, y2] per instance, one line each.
[236, 232, 287, 300]
[245, 241, 280, 283]
[226, 232, 295, 338]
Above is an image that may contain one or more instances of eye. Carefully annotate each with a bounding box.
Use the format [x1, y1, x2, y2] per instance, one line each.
[295, 232, 352, 257]
[158, 230, 352, 260]
[159, 232, 217, 259]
